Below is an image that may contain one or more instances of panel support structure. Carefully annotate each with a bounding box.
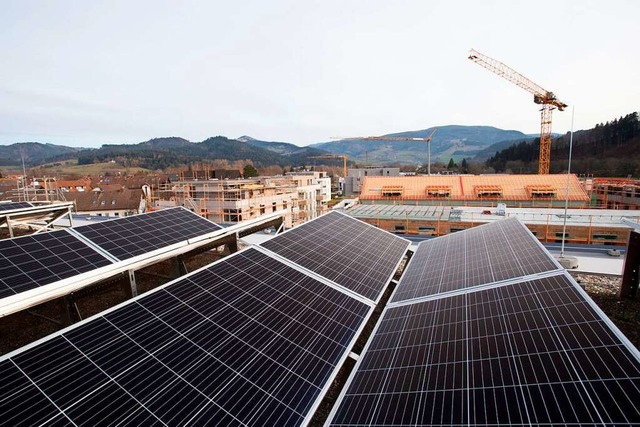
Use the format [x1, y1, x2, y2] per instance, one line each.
[228, 235, 238, 254]
[170, 254, 189, 279]
[621, 230, 640, 299]
[6, 216, 14, 238]
[128, 270, 138, 298]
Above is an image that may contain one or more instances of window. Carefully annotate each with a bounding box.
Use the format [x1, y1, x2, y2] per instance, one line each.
[526, 185, 557, 198]
[381, 186, 404, 197]
[425, 186, 451, 198]
[224, 208, 241, 222]
[474, 186, 503, 198]
[394, 225, 406, 234]
[418, 226, 436, 235]
[592, 233, 617, 240]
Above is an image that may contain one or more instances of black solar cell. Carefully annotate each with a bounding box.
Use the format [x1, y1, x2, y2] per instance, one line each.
[392, 217, 559, 302]
[262, 211, 409, 301]
[329, 273, 640, 426]
[0, 248, 371, 426]
[0, 230, 113, 298]
[73, 207, 222, 260]
[0, 360, 62, 427]
[0, 202, 33, 212]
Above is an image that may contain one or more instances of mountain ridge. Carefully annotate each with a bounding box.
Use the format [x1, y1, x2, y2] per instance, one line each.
[0, 142, 84, 166]
[310, 125, 527, 165]
[0, 125, 544, 169]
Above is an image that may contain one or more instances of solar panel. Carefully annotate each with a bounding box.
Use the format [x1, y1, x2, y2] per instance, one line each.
[0, 247, 372, 426]
[0, 202, 33, 212]
[261, 211, 410, 301]
[328, 273, 640, 426]
[73, 207, 223, 261]
[392, 217, 559, 303]
[0, 230, 113, 299]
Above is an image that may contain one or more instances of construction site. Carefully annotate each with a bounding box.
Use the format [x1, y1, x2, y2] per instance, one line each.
[347, 204, 639, 246]
[592, 177, 640, 210]
[148, 171, 332, 228]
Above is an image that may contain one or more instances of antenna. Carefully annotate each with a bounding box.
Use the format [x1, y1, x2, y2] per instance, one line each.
[21, 151, 27, 202]
[556, 105, 578, 269]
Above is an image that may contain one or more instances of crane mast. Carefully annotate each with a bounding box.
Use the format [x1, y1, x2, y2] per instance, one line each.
[468, 49, 566, 174]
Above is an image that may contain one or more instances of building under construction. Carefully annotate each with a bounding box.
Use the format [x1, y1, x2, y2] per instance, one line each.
[592, 178, 640, 210]
[152, 172, 331, 227]
[346, 204, 640, 246]
[359, 174, 590, 208]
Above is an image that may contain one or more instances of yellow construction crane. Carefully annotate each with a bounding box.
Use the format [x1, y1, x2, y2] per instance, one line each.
[334, 128, 438, 174]
[468, 49, 567, 175]
[310, 154, 348, 177]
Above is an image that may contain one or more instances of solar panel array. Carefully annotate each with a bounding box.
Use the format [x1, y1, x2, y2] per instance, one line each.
[0, 207, 224, 309]
[73, 207, 223, 261]
[0, 247, 372, 426]
[262, 211, 410, 301]
[328, 218, 640, 426]
[392, 217, 559, 303]
[0, 202, 34, 212]
[0, 230, 113, 299]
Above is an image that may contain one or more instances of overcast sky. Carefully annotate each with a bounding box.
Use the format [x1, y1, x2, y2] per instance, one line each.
[1, 0, 638, 147]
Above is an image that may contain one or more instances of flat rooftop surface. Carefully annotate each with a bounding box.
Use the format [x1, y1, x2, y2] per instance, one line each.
[348, 204, 640, 228]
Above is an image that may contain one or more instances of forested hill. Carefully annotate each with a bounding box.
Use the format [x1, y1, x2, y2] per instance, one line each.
[76, 136, 330, 170]
[0, 143, 82, 166]
[486, 112, 640, 176]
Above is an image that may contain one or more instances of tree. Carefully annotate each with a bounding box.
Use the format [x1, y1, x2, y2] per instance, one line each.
[447, 158, 456, 170]
[460, 158, 468, 173]
[243, 164, 259, 178]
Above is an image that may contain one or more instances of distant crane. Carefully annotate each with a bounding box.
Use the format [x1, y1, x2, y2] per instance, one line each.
[310, 154, 348, 177]
[334, 128, 438, 174]
[468, 49, 567, 175]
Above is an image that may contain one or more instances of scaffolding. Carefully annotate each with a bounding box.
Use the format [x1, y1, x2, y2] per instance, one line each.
[593, 178, 640, 210]
[154, 177, 308, 226]
[13, 177, 67, 203]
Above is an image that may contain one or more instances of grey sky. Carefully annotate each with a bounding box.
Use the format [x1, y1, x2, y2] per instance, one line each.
[1, 0, 638, 147]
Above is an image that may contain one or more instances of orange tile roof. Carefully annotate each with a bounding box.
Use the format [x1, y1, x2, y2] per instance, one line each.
[360, 174, 589, 201]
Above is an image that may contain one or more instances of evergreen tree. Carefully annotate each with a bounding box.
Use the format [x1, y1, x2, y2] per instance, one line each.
[243, 164, 259, 178]
[447, 158, 456, 170]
